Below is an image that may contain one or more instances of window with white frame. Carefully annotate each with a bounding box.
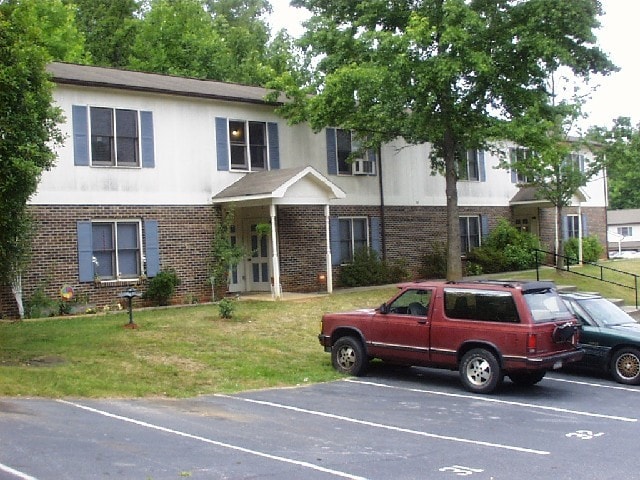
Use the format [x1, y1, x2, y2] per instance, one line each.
[564, 152, 585, 172]
[92, 221, 142, 280]
[566, 214, 580, 238]
[333, 129, 376, 175]
[618, 226, 632, 237]
[457, 149, 481, 181]
[229, 120, 268, 171]
[339, 217, 368, 263]
[460, 216, 481, 254]
[90, 107, 140, 166]
[510, 147, 534, 184]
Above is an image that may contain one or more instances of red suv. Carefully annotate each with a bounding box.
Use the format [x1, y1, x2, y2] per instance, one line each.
[319, 280, 582, 393]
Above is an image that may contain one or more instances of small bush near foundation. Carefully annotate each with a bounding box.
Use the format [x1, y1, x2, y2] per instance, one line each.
[339, 248, 407, 287]
[564, 236, 604, 264]
[466, 218, 540, 273]
[418, 242, 447, 279]
[144, 269, 180, 306]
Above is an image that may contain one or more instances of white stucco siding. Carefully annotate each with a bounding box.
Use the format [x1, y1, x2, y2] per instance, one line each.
[32, 86, 313, 205]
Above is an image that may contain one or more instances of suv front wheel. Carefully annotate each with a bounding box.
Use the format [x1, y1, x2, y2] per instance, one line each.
[332, 336, 368, 376]
[460, 348, 503, 394]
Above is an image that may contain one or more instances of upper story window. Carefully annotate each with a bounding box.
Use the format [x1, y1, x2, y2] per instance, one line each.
[229, 120, 267, 171]
[215, 117, 279, 172]
[509, 147, 534, 184]
[72, 105, 155, 168]
[457, 149, 484, 181]
[90, 107, 140, 166]
[326, 128, 377, 176]
[618, 226, 633, 237]
[564, 152, 585, 172]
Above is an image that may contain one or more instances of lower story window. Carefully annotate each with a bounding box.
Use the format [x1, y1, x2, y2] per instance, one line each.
[566, 215, 580, 238]
[339, 217, 368, 263]
[92, 221, 141, 280]
[460, 216, 481, 254]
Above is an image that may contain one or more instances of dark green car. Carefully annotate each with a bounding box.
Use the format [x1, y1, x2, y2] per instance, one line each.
[560, 292, 640, 385]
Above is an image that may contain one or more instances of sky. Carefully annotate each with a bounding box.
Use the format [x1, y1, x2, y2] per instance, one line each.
[268, 0, 639, 130]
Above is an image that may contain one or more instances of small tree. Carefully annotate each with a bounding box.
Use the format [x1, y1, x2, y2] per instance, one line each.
[0, 1, 64, 318]
[209, 207, 245, 300]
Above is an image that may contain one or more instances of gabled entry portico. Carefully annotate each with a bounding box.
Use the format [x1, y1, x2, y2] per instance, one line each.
[212, 166, 346, 298]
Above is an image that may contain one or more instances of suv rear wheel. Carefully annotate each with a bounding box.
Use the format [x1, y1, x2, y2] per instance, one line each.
[332, 336, 368, 376]
[460, 348, 503, 394]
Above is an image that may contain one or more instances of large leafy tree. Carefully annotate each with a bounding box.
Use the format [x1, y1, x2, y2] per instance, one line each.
[588, 117, 640, 210]
[279, 0, 614, 280]
[0, 0, 64, 316]
[505, 102, 604, 266]
[70, 0, 139, 67]
[129, 0, 234, 80]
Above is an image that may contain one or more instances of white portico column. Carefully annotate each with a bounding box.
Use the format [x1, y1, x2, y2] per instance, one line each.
[270, 203, 282, 299]
[325, 204, 333, 293]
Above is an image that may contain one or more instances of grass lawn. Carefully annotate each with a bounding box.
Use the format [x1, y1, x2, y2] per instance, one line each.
[2, 258, 639, 399]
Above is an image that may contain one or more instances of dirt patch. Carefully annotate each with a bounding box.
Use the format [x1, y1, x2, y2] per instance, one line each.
[24, 355, 67, 367]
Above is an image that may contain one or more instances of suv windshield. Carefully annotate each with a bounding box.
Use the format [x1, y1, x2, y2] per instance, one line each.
[524, 289, 573, 323]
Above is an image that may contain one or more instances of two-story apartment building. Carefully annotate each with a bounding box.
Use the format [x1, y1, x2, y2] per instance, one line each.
[0, 62, 608, 318]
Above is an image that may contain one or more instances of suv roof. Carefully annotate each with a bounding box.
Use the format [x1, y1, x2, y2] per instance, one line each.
[406, 279, 557, 292]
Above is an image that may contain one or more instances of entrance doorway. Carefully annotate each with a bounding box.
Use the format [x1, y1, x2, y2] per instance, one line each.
[227, 219, 271, 293]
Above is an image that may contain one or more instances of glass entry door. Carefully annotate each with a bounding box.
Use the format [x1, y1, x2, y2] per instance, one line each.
[247, 222, 270, 291]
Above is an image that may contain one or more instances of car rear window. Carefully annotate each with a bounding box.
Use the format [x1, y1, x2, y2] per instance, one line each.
[524, 288, 573, 323]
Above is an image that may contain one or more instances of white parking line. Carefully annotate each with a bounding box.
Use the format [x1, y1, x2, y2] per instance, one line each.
[218, 395, 550, 455]
[546, 376, 640, 392]
[0, 462, 39, 480]
[345, 379, 637, 423]
[56, 400, 367, 480]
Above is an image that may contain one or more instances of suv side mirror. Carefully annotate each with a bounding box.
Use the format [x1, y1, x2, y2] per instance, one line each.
[379, 303, 389, 314]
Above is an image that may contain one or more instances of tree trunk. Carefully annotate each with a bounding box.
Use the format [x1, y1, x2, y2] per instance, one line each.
[444, 130, 462, 281]
[555, 204, 565, 269]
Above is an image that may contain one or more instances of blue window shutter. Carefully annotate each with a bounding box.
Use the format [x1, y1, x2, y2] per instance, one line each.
[140, 111, 155, 168]
[480, 215, 489, 241]
[215, 117, 229, 171]
[478, 150, 486, 182]
[370, 217, 382, 255]
[145, 220, 160, 277]
[562, 215, 569, 240]
[326, 128, 337, 175]
[329, 216, 341, 266]
[267, 122, 280, 170]
[72, 105, 90, 166]
[581, 214, 589, 237]
[77, 221, 94, 282]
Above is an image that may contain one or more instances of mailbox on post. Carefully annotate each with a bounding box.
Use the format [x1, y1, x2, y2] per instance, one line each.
[118, 287, 142, 329]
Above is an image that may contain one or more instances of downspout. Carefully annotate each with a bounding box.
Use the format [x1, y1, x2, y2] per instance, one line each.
[377, 145, 386, 260]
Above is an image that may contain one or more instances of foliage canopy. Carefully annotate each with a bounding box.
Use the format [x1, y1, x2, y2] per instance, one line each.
[279, 0, 615, 279]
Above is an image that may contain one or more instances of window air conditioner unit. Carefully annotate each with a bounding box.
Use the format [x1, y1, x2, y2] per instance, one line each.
[353, 159, 374, 175]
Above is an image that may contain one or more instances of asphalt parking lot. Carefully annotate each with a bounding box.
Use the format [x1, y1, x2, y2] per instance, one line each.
[1, 365, 639, 480]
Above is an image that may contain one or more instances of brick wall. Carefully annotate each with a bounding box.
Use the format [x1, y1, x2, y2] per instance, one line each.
[0, 204, 214, 318]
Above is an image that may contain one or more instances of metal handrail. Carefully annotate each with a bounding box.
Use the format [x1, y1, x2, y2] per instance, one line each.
[533, 249, 639, 308]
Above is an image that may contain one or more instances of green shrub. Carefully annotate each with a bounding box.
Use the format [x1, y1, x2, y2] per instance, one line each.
[564, 236, 604, 264]
[338, 248, 407, 287]
[144, 269, 181, 306]
[25, 287, 56, 318]
[466, 218, 541, 273]
[418, 242, 447, 279]
[218, 298, 235, 318]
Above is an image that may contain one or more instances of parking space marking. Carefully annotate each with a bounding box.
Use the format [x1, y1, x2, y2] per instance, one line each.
[0, 462, 39, 480]
[56, 400, 367, 480]
[546, 376, 640, 392]
[219, 395, 550, 455]
[346, 379, 638, 423]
